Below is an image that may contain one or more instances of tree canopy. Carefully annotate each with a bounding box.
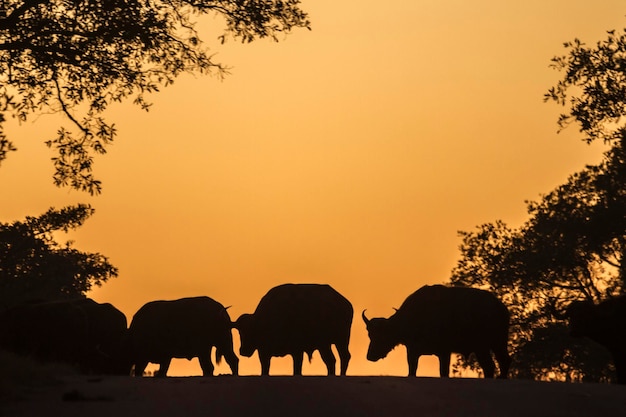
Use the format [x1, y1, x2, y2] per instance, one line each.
[450, 27, 626, 382]
[0, 204, 117, 310]
[546, 29, 626, 145]
[450, 147, 624, 381]
[0, 0, 310, 194]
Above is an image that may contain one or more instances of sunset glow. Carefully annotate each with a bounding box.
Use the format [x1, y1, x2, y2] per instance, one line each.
[1, 0, 622, 376]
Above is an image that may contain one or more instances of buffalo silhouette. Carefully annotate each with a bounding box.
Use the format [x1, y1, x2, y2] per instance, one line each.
[363, 285, 510, 378]
[567, 295, 626, 384]
[127, 296, 238, 377]
[0, 297, 128, 374]
[235, 283, 353, 376]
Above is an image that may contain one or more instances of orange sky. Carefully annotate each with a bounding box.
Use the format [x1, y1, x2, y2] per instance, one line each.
[0, 1, 623, 376]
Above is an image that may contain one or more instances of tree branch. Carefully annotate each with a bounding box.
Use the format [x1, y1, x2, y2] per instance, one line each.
[0, 41, 83, 67]
[0, 0, 49, 31]
[53, 78, 89, 136]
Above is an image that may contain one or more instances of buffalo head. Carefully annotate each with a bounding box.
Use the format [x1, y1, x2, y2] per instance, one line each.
[566, 300, 596, 338]
[234, 313, 258, 357]
[362, 310, 399, 362]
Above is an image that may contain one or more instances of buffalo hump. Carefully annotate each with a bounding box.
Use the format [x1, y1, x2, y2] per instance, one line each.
[252, 284, 353, 345]
[397, 285, 509, 324]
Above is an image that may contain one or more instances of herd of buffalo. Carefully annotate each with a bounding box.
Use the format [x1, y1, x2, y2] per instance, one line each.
[0, 284, 625, 383]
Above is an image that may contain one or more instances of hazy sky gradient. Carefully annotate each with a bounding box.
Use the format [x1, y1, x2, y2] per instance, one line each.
[1, 1, 623, 376]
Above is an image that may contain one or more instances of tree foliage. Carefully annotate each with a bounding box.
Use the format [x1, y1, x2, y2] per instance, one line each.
[0, 0, 310, 193]
[450, 27, 626, 382]
[0, 204, 117, 310]
[450, 155, 623, 380]
[546, 29, 626, 145]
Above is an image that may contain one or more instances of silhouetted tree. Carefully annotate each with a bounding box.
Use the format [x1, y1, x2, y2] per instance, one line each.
[450, 201, 619, 381]
[449, 26, 626, 382]
[0, 0, 310, 194]
[0, 204, 117, 310]
[545, 29, 626, 145]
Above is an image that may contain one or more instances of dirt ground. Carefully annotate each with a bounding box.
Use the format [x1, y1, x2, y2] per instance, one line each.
[3, 376, 626, 417]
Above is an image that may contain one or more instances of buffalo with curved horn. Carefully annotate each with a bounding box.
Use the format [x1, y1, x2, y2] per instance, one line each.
[362, 285, 510, 378]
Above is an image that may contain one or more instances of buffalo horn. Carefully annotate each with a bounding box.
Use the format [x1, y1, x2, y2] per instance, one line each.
[361, 309, 370, 325]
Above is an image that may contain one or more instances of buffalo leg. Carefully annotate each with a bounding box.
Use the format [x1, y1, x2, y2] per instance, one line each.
[437, 353, 451, 378]
[475, 350, 495, 378]
[259, 352, 271, 376]
[336, 343, 351, 376]
[155, 358, 172, 377]
[611, 353, 626, 384]
[493, 345, 511, 379]
[223, 350, 240, 376]
[293, 352, 304, 376]
[199, 352, 215, 376]
[133, 361, 149, 377]
[319, 346, 337, 376]
[406, 346, 419, 377]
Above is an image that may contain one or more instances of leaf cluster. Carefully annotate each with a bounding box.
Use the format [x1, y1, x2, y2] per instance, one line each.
[546, 29, 626, 144]
[0, 0, 310, 193]
[0, 204, 117, 311]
